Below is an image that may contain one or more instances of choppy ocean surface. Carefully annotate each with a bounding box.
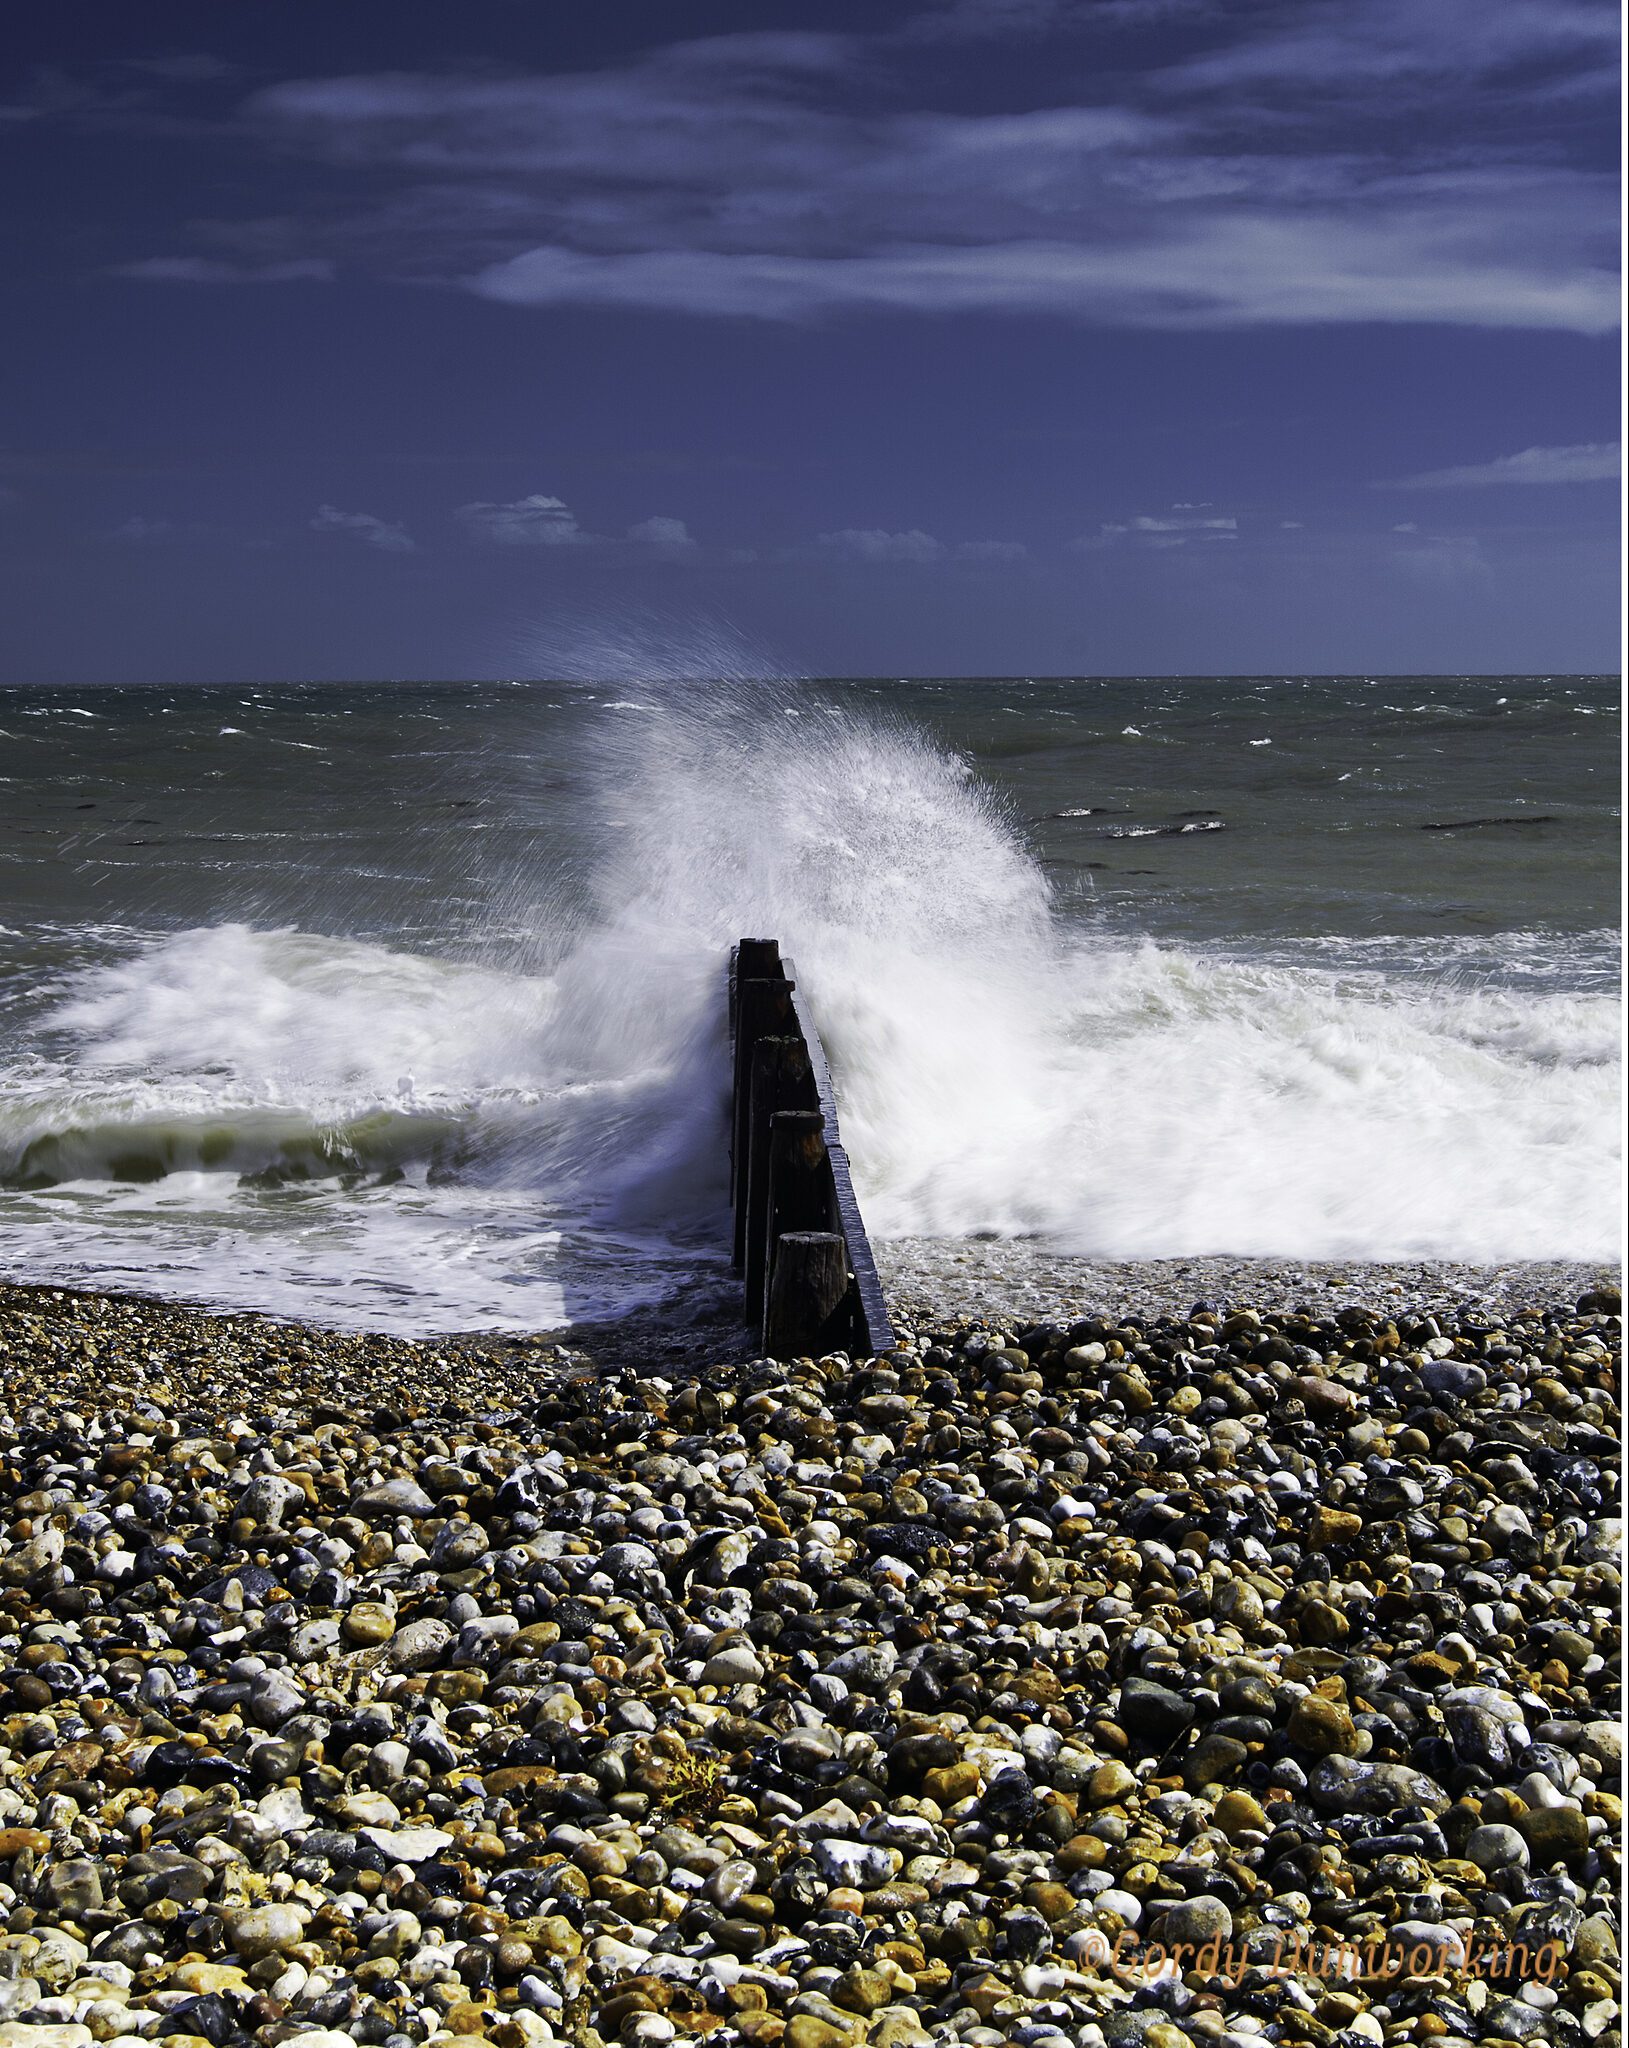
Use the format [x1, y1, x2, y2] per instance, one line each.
[0, 672, 1618, 1331]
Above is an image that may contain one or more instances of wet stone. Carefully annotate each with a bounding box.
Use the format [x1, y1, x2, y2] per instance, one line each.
[1117, 1675, 1195, 1746]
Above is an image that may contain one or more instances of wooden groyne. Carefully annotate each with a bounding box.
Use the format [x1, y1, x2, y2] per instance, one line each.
[729, 938, 895, 1359]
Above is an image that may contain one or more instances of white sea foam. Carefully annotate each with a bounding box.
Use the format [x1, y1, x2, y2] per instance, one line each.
[842, 939, 1618, 1259]
[557, 679, 1618, 1265]
[0, 672, 1618, 1328]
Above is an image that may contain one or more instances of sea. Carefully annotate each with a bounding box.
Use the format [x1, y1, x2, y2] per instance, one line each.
[0, 670, 1619, 1332]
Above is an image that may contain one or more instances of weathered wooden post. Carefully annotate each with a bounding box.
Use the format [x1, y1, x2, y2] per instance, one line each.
[762, 1109, 836, 1346]
[766, 1231, 850, 1357]
[728, 939, 787, 1213]
[730, 939, 782, 1046]
[731, 973, 795, 1263]
[744, 1034, 816, 1323]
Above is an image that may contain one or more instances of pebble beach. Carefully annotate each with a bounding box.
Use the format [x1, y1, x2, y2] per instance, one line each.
[0, 1267, 1619, 2048]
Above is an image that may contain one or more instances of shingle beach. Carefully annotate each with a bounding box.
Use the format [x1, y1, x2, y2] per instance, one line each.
[0, 1264, 1619, 2048]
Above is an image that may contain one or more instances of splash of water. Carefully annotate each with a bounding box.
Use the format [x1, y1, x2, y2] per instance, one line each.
[576, 675, 1617, 1261]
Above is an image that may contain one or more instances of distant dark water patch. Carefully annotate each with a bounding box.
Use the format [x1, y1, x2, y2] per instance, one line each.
[1420, 816, 1560, 832]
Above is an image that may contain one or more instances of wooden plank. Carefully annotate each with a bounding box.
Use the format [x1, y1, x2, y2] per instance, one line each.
[824, 1138, 896, 1357]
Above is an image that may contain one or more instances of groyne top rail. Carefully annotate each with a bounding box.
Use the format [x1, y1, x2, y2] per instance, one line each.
[729, 938, 895, 1359]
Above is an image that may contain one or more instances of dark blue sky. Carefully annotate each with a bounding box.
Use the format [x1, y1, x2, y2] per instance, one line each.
[1, 0, 1618, 680]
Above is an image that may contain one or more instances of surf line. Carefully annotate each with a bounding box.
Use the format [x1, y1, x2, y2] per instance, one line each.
[729, 938, 895, 1360]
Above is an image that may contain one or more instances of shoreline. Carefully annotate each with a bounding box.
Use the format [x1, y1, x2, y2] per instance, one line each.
[874, 1242, 1619, 1334]
[0, 1245, 1617, 1360]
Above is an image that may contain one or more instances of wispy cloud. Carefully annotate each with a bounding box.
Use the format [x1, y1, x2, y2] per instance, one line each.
[310, 503, 414, 552]
[1388, 530, 1495, 588]
[115, 255, 334, 284]
[1129, 513, 1237, 534]
[812, 527, 1028, 563]
[109, 515, 179, 543]
[454, 492, 702, 556]
[455, 493, 589, 546]
[899, 0, 1080, 43]
[99, 1, 1618, 334]
[626, 515, 697, 554]
[817, 527, 945, 563]
[955, 538, 1028, 561]
[1155, 0, 1615, 104]
[467, 201, 1613, 331]
[1380, 441, 1621, 489]
[1081, 510, 1241, 549]
[903, 0, 1220, 40]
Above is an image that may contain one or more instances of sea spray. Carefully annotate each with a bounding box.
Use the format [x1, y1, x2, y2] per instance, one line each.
[544, 679, 1618, 1262]
[467, 670, 1056, 1232]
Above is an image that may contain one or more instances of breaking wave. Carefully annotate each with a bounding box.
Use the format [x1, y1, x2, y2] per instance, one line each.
[0, 667, 1618, 1327]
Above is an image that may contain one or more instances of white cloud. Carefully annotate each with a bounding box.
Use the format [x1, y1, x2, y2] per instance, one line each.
[817, 527, 944, 562]
[453, 495, 712, 555]
[103, 514, 226, 545]
[455, 493, 588, 546]
[1380, 440, 1621, 489]
[1157, 0, 1615, 101]
[196, 8, 1617, 336]
[310, 503, 415, 552]
[1080, 510, 1239, 550]
[466, 197, 1616, 332]
[1132, 513, 1237, 533]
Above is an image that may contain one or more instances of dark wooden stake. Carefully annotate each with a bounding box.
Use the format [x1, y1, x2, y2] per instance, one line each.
[766, 1107, 831, 1224]
[765, 1230, 850, 1357]
[734, 937, 783, 984]
[762, 1108, 841, 1345]
[730, 939, 781, 1046]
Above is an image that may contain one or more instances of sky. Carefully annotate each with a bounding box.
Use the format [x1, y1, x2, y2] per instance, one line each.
[0, 0, 1619, 682]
